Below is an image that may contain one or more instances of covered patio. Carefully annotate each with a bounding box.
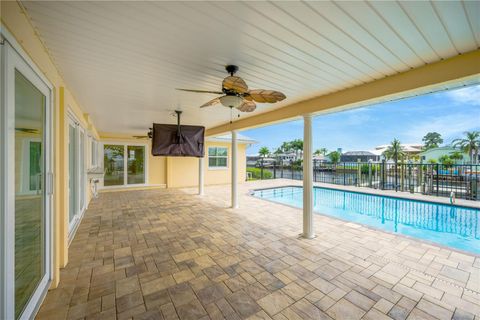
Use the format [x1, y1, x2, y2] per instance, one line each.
[2, 1, 480, 319]
[37, 180, 479, 320]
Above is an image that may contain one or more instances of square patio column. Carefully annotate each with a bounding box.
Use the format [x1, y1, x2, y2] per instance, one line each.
[303, 114, 315, 238]
[231, 130, 239, 209]
[198, 156, 204, 196]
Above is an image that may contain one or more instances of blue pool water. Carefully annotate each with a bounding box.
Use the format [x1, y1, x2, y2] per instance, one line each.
[253, 186, 480, 255]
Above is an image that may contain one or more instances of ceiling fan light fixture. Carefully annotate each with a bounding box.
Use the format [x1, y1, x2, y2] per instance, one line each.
[219, 95, 243, 108]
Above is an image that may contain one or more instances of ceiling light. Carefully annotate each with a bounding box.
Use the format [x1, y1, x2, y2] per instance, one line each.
[219, 95, 243, 108]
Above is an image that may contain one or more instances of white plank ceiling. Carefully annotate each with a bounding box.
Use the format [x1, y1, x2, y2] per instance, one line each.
[21, 1, 479, 135]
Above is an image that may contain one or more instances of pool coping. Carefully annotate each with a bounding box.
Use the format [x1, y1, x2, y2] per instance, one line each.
[249, 184, 480, 258]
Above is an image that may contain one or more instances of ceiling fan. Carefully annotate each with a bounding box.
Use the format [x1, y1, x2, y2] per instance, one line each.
[176, 65, 286, 113]
[133, 128, 152, 139]
[15, 128, 39, 134]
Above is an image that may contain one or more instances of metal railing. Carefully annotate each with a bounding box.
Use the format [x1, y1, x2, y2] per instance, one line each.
[247, 160, 480, 200]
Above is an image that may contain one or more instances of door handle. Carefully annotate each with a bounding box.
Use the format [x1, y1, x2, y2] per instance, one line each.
[47, 172, 54, 195]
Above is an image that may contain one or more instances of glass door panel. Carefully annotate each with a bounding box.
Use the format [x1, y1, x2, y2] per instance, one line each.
[79, 129, 85, 211]
[68, 123, 76, 224]
[127, 146, 145, 184]
[14, 69, 45, 318]
[104, 145, 124, 186]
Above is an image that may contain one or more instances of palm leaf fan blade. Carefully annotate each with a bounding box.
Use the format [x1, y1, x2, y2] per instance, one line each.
[176, 88, 223, 94]
[246, 89, 286, 103]
[200, 97, 221, 108]
[236, 100, 256, 112]
[222, 76, 248, 94]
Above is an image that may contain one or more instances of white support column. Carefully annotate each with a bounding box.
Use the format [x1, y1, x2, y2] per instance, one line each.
[231, 130, 239, 209]
[198, 157, 204, 196]
[303, 114, 315, 238]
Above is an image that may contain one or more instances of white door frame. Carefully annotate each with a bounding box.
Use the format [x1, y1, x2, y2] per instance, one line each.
[101, 141, 149, 189]
[67, 111, 86, 239]
[1, 30, 54, 320]
[78, 126, 86, 214]
[67, 116, 78, 234]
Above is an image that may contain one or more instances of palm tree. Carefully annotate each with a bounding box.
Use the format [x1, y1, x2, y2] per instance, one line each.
[383, 139, 406, 163]
[280, 141, 292, 153]
[290, 139, 303, 160]
[383, 139, 406, 191]
[258, 146, 270, 158]
[452, 131, 480, 164]
[449, 151, 464, 164]
[314, 148, 328, 156]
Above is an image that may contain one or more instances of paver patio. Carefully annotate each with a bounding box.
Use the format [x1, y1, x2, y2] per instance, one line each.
[36, 180, 480, 320]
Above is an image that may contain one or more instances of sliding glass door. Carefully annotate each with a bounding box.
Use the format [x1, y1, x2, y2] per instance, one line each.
[68, 116, 86, 235]
[103, 144, 146, 187]
[2, 40, 53, 320]
[68, 120, 77, 228]
[127, 146, 145, 184]
[104, 145, 125, 186]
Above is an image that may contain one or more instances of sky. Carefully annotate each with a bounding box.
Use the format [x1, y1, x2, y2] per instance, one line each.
[243, 85, 480, 155]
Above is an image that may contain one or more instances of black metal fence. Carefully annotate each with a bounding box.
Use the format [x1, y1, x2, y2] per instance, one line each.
[247, 160, 480, 201]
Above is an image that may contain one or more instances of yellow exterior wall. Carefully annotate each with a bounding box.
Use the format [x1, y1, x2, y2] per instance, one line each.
[98, 135, 168, 187]
[167, 141, 247, 188]
[1, 1, 100, 288]
[99, 136, 249, 189]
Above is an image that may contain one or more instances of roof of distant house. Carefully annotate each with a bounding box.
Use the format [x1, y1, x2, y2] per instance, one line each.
[374, 143, 423, 150]
[418, 146, 463, 155]
[342, 151, 376, 156]
[371, 143, 423, 155]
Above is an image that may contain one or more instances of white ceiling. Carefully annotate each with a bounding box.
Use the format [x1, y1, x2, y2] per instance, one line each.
[21, 1, 479, 135]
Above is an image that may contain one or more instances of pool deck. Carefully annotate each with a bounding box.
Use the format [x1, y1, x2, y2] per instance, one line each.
[37, 180, 480, 320]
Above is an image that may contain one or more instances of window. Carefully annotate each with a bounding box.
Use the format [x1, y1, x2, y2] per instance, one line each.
[103, 144, 146, 187]
[208, 147, 228, 169]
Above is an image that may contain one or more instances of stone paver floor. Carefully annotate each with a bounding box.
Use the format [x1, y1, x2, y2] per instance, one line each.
[37, 180, 480, 320]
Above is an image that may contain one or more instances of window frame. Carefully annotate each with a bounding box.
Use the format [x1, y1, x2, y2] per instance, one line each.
[101, 142, 148, 188]
[208, 146, 229, 170]
[88, 136, 99, 170]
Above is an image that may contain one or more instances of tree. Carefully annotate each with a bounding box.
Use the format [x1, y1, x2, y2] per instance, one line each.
[383, 139, 406, 191]
[449, 151, 463, 164]
[383, 139, 406, 163]
[452, 131, 480, 164]
[328, 151, 341, 164]
[290, 139, 303, 159]
[439, 155, 454, 167]
[258, 146, 270, 158]
[422, 132, 443, 150]
[314, 148, 328, 156]
[280, 141, 292, 153]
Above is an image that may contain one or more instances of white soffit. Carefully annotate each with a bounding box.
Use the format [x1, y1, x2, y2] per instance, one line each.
[20, 1, 479, 134]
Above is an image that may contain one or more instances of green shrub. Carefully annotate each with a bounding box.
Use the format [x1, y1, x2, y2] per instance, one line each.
[360, 164, 380, 174]
[246, 167, 273, 180]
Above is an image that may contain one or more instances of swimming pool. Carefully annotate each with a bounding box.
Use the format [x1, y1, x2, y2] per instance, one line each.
[253, 186, 480, 255]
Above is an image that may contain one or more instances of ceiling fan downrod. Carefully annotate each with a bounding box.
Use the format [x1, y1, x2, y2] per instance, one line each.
[225, 64, 239, 76]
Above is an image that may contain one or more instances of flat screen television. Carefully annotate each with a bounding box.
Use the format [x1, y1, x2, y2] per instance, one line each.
[151, 123, 205, 157]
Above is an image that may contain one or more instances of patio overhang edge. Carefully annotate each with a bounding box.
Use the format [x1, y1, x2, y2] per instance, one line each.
[206, 49, 480, 136]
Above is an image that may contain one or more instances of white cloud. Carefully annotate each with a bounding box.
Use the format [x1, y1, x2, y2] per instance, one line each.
[445, 85, 480, 106]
